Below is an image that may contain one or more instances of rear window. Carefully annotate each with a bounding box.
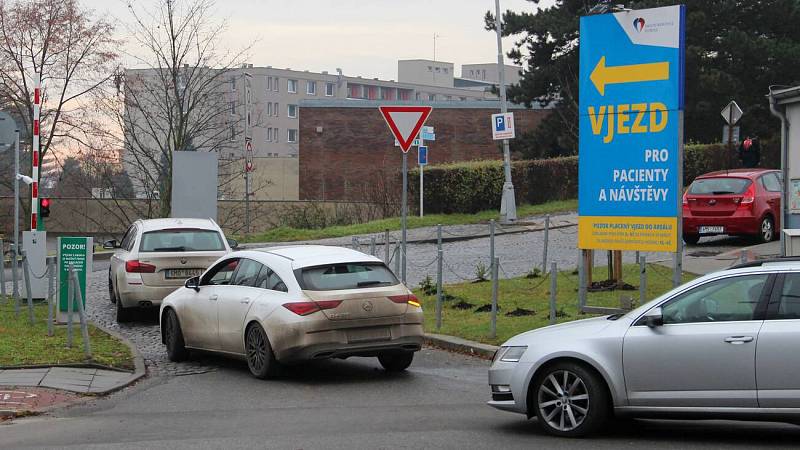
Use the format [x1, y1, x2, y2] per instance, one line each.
[689, 177, 751, 195]
[140, 229, 225, 252]
[298, 262, 399, 291]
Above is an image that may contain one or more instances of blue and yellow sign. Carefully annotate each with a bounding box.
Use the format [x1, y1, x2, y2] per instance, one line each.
[578, 5, 685, 252]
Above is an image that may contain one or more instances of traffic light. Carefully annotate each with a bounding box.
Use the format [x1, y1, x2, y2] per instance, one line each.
[39, 198, 50, 218]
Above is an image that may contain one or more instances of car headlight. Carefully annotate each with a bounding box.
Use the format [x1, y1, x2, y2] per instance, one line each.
[493, 345, 527, 363]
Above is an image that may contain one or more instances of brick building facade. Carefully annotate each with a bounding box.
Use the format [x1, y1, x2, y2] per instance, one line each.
[299, 100, 548, 201]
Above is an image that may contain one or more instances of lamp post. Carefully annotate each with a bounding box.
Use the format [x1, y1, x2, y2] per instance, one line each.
[494, 0, 517, 223]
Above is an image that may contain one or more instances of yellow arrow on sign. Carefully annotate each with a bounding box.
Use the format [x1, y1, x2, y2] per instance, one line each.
[590, 56, 670, 96]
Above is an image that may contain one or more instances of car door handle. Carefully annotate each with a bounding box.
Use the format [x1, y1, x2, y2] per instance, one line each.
[240, 297, 250, 304]
[724, 336, 754, 344]
[209, 294, 219, 301]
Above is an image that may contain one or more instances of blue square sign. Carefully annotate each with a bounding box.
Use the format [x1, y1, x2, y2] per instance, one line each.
[491, 112, 515, 140]
[418, 146, 428, 166]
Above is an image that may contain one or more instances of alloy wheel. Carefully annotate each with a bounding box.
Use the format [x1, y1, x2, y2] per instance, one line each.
[537, 370, 590, 432]
[761, 217, 773, 242]
[246, 326, 267, 373]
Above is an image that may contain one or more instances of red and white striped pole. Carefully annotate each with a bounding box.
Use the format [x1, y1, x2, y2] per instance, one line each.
[31, 74, 40, 231]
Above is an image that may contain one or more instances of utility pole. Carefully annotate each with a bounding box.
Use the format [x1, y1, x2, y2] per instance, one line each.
[243, 71, 253, 234]
[494, 0, 517, 223]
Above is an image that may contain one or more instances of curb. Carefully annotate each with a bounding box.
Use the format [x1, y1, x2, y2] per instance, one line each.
[423, 333, 499, 360]
[241, 221, 578, 249]
[88, 323, 146, 395]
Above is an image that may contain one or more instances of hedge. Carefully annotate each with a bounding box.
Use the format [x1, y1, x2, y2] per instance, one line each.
[408, 141, 779, 215]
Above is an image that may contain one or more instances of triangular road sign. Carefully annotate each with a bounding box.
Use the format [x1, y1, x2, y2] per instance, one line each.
[379, 105, 433, 153]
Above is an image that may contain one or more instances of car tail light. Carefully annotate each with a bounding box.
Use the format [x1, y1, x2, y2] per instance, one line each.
[125, 260, 156, 273]
[737, 184, 756, 209]
[388, 294, 421, 308]
[682, 191, 688, 206]
[283, 300, 342, 316]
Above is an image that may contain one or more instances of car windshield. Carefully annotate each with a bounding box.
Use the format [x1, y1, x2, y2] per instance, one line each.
[140, 228, 225, 252]
[689, 177, 751, 195]
[299, 262, 399, 291]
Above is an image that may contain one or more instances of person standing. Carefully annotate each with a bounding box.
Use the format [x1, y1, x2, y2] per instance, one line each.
[738, 136, 761, 168]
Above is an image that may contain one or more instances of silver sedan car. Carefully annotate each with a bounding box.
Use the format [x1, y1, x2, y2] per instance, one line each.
[488, 259, 800, 437]
[106, 218, 234, 322]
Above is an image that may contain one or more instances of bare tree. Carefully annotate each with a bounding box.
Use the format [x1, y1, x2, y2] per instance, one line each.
[0, 0, 119, 181]
[118, 0, 252, 217]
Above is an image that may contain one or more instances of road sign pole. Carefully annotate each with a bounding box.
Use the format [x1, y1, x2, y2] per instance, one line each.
[401, 151, 408, 284]
[418, 135, 424, 218]
[12, 130, 20, 308]
[495, 0, 517, 224]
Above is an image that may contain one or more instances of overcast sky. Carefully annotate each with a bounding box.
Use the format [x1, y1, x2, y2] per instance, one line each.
[81, 0, 554, 80]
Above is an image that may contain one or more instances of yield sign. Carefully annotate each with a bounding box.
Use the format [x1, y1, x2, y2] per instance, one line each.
[379, 105, 433, 153]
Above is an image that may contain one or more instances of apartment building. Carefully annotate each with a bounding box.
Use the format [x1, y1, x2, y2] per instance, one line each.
[124, 60, 513, 201]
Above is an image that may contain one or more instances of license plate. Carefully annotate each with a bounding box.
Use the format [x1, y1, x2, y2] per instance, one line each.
[347, 327, 391, 343]
[164, 268, 203, 279]
[699, 226, 724, 234]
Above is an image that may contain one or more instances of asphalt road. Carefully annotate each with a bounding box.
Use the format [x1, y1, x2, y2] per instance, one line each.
[2, 347, 799, 449]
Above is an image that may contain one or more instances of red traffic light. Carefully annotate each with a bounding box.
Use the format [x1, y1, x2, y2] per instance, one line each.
[39, 198, 51, 218]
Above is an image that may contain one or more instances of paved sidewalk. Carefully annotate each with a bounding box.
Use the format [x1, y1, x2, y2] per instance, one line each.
[0, 367, 134, 394]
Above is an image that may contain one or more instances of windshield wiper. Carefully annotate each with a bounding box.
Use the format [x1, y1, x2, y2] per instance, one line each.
[607, 313, 624, 321]
[153, 246, 186, 252]
[357, 280, 388, 287]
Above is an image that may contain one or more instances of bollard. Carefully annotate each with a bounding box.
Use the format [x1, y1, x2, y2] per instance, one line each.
[490, 257, 499, 339]
[549, 262, 557, 325]
[740, 249, 747, 264]
[384, 229, 390, 263]
[370, 236, 376, 256]
[22, 251, 34, 325]
[393, 245, 400, 276]
[0, 238, 6, 300]
[11, 244, 19, 317]
[578, 249, 586, 311]
[352, 236, 359, 250]
[47, 258, 55, 337]
[542, 215, 550, 273]
[435, 224, 443, 331]
[70, 268, 92, 358]
[639, 255, 647, 308]
[67, 265, 75, 348]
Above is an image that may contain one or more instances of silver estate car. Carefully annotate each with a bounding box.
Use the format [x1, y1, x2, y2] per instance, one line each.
[488, 259, 800, 437]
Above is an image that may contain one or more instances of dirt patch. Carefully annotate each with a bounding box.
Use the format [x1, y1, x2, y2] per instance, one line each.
[505, 307, 536, 317]
[451, 300, 475, 310]
[473, 304, 499, 313]
[588, 279, 636, 292]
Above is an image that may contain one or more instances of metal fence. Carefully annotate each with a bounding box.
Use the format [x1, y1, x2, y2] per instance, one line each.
[347, 216, 750, 336]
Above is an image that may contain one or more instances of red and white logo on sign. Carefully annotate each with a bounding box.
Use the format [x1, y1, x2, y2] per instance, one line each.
[378, 106, 432, 153]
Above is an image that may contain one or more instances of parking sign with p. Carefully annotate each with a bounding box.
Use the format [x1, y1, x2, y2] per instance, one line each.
[491, 112, 515, 140]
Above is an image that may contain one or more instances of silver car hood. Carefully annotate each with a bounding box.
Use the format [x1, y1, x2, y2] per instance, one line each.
[502, 315, 618, 346]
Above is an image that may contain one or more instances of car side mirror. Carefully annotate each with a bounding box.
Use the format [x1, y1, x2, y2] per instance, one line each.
[103, 239, 119, 249]
[644, 307, 664, 328]
[185, 276, 201, 292]
[227, 238, 239, 249]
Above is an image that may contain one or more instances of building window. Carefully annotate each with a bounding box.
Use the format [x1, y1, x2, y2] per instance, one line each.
[266, 127, 272, 142]
[229, 125, 235, 141]
[445, 95, 452, 101]
[273, 77, 279, 92]
[288, 79, 298, 93]
[267, 102, 272, 116]
[230, 101, 235, 115]
[230, 77, 236, 91]
[444, 68, 449, 74]
[273, 102, 279, 116]
[273, 128, 279, 142]
[325, 82, 335, 96]
[306, 81, 316, 95]
[460, 96, 467, 101]
[428, 94, 435, 101]
[427, 66, 432, 72]
[287, 129, 297, 143]
[287, 104, 297, 118]
[415, 92, 421, 101]
[266, 76, 272, 91]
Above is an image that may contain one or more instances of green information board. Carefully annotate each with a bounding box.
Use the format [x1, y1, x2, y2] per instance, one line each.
[57, 237, 93, 319]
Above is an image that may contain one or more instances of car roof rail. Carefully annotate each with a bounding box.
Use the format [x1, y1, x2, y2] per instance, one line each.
[729, 257, 800, 270]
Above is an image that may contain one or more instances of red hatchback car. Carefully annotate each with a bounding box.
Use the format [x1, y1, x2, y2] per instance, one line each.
[682, 169, 782, 245]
